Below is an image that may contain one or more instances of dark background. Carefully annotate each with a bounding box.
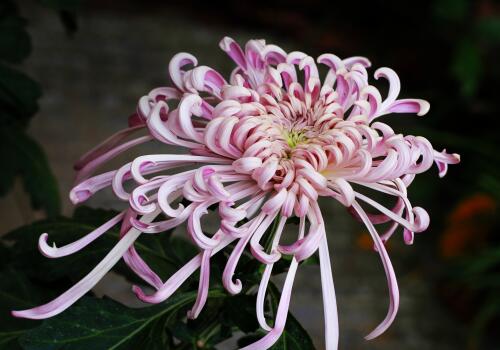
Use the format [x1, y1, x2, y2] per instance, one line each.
[1, 0, 499, 349]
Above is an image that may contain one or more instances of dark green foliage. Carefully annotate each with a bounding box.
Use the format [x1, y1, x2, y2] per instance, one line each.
[5, 207, 186, 282]
[0, 207, 317, 349]
[0, 126, 60, 217]
[0, 268, 43, 350]
[19, 291, 225, 350]
[0, 0, 62, 217]
[0, 64, 41, 126]
[236, 284, 315, 350]
[268, 314, 315, 350]
[237, 314, 315, 350]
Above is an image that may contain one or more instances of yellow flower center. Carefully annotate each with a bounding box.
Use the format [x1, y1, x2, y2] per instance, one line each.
[284, 130, 307, 149]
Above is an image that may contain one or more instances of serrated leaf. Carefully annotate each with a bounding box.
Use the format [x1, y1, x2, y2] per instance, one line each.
[171, 298, 232, 348]
[268, 313, 315, 350]
[0, 268, 52, 350]
[0, 63, 41, 126]
[0, 126, 60, 217]
[237, 314, 315, 350]
[72, 207, 197, 279]
[238, 282, 315, 349]
[268, 283, 315, 349]
[19, 290, 226, 350]
[222, 294, 259, 333]
[4, 207, 191, 283]
[0, 242, 12, 268]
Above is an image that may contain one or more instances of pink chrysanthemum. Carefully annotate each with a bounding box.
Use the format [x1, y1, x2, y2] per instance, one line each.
[13, 37, 460, 349]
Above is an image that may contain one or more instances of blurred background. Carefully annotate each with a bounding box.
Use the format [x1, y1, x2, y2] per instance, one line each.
[0, 0, 499, 349]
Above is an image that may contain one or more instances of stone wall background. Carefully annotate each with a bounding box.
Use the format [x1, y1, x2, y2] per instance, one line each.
[0, 3, 465, 349]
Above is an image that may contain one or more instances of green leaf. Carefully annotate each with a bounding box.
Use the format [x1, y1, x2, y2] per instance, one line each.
[73, 206, 196, 278]
[269, 313, 315, 350]
[238, 282, 315, 349]
[4, 207, 187, 282]
[0, 63, 42, 126]
[451, 39, 482, 97]
[237, 314, 315, 350]
[19, 290, 226, 350]
[0, 268, 49, 349]
[222, 294, 259, 333]
[0, 126, 60, 217]
[268, 283, 315, 349]
[300, 253, 320, 267]
[0, 242, 12, 268]
[172, 298, 233, 348]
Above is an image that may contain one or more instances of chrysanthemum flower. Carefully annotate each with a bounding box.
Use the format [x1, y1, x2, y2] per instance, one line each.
[12, 37, 460, 349]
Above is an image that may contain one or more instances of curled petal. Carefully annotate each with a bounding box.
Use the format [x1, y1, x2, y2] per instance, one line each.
[343, 56, 371, 68]
[133, 234, 235, 304]
[261, 188, 287, 214]
[433, 149, 460, 177]
[12, 210, 160, 319]
[256, 264, 274, 331]
[318, 227, 339, 350]
[206, 174, 230, 200]
[412, 206, 430, 233]
[71, 170, 115, 204]
[39, 212, 125, 258]
[222, 214, 265, 294]
[220, 37, 247, 69]
[241, 258, 299, 350]
[351, 201, 399, 340]
[328, 178, 355, 207]
[278, 202, 322, 261]
[374, 67, 401, 112]
[123, 245, 164, 290]
[281, 190, 297, 217]
[248, 213, 281, 264]
[219, 201, 246, 222]
[129, 177, 167, 214]
[178, 94, 205, 143]
[253, 159, 278, 189]
[190, 65, 227, 98]
[277, 63, 297, 89]
[147, 101, 200, 149]
[130, 205, 193, 234]
[233, 157, 262, 174]
[74, 125, 144, 171]
[169, 52, 198, 91]
[187, 248, 211, 319]
[188, 203, 223, 250]
[387, 98, 430, 116]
